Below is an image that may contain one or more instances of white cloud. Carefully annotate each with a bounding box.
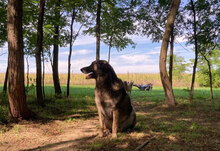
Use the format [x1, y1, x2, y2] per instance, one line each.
[175, 36, 187, 43]
[74, 35, 96, 46]
[59, 49, 92, 56]
[114, 64, 159, 73]
[118, 54, 150, 64]
[128, 35, 152, 44]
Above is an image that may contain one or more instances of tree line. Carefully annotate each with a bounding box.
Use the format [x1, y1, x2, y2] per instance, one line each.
[0, 0, 219, 121]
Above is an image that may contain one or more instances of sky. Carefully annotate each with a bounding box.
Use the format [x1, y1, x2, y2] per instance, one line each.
[0, 34, 194, 74]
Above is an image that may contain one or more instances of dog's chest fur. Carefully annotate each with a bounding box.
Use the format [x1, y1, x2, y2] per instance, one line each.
[95, 86, 122, 119]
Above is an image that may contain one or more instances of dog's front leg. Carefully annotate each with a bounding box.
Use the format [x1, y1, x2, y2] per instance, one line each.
[112, 108, 119, 138]
[97, 109, 105, 137]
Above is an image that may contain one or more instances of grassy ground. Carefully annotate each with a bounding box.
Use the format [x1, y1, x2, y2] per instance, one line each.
[0, 86, 220, 150]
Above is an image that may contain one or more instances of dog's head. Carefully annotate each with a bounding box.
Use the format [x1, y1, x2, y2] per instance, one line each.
[80, 60, 117, 80]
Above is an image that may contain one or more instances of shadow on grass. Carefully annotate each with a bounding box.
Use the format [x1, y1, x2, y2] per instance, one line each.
[22, 135, 98, 151]
[82, 99, 220, 151]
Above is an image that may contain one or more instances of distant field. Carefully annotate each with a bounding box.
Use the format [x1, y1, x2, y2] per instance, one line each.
[0, 73, 197, 87]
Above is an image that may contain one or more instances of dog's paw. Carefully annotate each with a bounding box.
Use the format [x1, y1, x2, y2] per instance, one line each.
[98, 129, 105, 137]
[112, 133, 117, 139]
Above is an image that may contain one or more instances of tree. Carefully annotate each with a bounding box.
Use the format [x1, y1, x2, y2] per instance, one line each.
[3, 67, 8, 93]
[35, 0, 46, 106]
[101, 1, 136, 63]
[137, 0, 184, 85]
[184, 0, 219, 101]
[52, 0, 62, 96]
[7, 0, 34, 120]
[159, 0, 180, 106]
[188, 0, 198, 102]
[85, 0, 136, 62]
[64, 0, 92, 97]
[66, 11, 83, 97]
[96, 0, 102, 60]
[167, 54, 188, 79]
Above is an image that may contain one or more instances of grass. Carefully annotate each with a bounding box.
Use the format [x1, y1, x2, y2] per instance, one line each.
[0, 85, 220, 150]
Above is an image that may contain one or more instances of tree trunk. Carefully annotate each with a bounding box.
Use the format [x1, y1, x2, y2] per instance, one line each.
[26, 56, 29, 91]
[7, 0, 34, 120]
[159, 0, 180, 107]
[42, 53, 45, 97]
[169, 27, 174, 86]
[204, 56, 213, 100]
[52, 0, 62, 96]
[67, 9, 76, 97]
[108, 34, 113, 63]
[35, 0, 45, 106]
[108, 46, 112, 63]
[96, 0, 102, 61]
[3, 66, 8, 93]
[189, 0, 198, 102]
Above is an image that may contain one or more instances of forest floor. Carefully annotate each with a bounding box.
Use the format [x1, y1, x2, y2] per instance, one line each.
[0, 99, 220, 151]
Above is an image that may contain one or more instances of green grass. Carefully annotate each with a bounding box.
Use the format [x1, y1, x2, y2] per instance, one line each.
[0, 85, 220, 150]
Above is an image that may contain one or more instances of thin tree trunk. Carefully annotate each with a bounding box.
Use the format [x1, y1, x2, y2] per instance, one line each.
[159, 0, 180, 107]
[96, 0, 102, 61]
[66, 23, 83, 97]
[35, 0, 45, 106]
[26, 56, 29, 91]
[169, 27, 174, 86]
[189, 0, 198, 102]
[203, 56, 213, 100]
[42, 53, 45, 97]
[7, 0, 34, 120]
[52, 0, 62, 96]
[108, 46, 112, 63]
[108, 35, 113, 63]
[67, 9, 76, 97]
[3, 66, 8, 93]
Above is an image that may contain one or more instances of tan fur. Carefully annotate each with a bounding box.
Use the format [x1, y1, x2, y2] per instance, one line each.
[81, 60, 136, 138]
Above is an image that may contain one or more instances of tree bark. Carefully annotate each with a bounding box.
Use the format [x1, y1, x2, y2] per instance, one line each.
[203, 55, 213, 100]
[7, 0, 34, 120]
[26, 56, 29, 91]
[42, 53, 45, 97]
[3, 66, 8, 93]
[35, 0, 45, 106]
[52, 0, 62, 96]
[189, 0, 198, 102]
[159, 0, 180, 107]
[169, 27, 174, 86]
[67, 9, 76, 97]
[96, 0, 102, 61]
[108, 34, 113, 63]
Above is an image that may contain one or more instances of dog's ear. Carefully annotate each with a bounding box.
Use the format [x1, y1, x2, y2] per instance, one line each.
[99, 61, 112, 73]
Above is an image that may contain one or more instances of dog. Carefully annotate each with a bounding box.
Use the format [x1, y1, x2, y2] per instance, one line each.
[123, 81, 134, 94]
[81, 60, 136, 138]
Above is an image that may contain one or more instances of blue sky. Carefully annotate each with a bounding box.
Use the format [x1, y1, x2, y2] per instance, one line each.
[0, 34, 194, 74]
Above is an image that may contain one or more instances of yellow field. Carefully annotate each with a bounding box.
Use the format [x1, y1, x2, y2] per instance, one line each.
[0, 73, 196, 87]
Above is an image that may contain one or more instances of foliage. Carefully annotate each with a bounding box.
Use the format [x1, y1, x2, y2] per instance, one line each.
[0, 0, 7, 47]
[84, 0, 137, 52]
[167, 54, 188, 80]
[197, 49, 220, 87]
[184, 0, 219, 47]
[136, 0, 183, 42]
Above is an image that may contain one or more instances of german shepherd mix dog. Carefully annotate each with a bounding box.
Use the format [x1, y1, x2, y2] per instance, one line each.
[81, 60, 136, 138]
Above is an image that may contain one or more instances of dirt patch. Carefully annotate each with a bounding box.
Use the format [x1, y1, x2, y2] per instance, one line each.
[0, 118, 99, 151]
